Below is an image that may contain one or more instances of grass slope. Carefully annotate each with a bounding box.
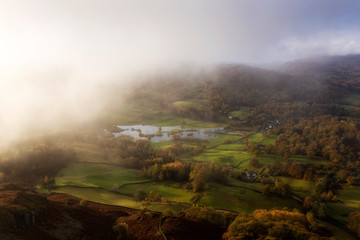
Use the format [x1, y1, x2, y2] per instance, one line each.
[340, 186, 360, 209]
[55, 163, 147, 188]
[197, 182, 299, 213]
[118, 181, 196, 203]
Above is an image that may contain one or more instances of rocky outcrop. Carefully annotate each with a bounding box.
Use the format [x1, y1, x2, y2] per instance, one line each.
[0, 184, 47, 229]
[0, 183, 132, 240]
[0, 183, 225, 240]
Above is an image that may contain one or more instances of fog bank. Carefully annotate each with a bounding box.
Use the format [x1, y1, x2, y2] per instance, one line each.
[1, 0, 360, 143]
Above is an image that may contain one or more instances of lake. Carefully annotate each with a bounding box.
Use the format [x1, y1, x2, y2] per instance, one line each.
[112, 125, 225, 142]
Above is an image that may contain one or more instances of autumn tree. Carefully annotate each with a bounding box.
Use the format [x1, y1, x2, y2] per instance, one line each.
[346, 176, 356, 185]
[223, 209, 332, 240]
[249, 157, 260, 169]
[134, 189, 147, 201]
[348, 212, 360, 238]
[189, 163, 210, 192]
[42, 175, 55, 189]
[303, 196, 315, 210]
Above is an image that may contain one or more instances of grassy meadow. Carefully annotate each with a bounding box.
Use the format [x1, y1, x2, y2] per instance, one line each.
[55, 163, 147, 188]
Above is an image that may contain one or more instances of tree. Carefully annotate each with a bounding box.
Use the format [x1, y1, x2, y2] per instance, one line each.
[189, 164, 210, 192]
[163, 209, 173, 216]
[247, 142, 258, 154]
[44, 175, 49, 184]
[113, 220, 129, 240]
[223, 209, 331, 240]
[135, 140, 152, 160]
[303, 167, 316, 181]
[316, 173, 340, 193]
[264, 144, 274, 154]
[346, 176, 356, 185]
[288, 161, 304, 179]
[336, 169, 348, 183]
[348, 212, 360, 238]
[283, 152, 290, 161]
[263, 184, 272, 196]
[272, 181, 292, 198]
[134, 189, 147, 201]
[42, 175, 55, 189]
[311, 201, 326, 218]
[303, 196, 315, 210]
[249, 158, 260, 169]
[210, 164, 229, 184]
[112, 183, 119, 191]
[79, 199, 88, 207]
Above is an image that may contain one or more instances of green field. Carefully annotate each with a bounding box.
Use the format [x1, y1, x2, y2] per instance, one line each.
[344, 93, 360, 107]
[197, 182, 299, 213]
[205, 133, 244, 148]
[193, 148, 253, 167]
[118, 181, 197, 203]
[319, 220, 358, 240]
[53, 186, 141, 208]
[258, 154, 327, 166]
[278, 177, 316, 198]
[71, 142, 110, 163]
[148, 116, 224, 128]
[340, 186, 360, 209]
[173, 99, 207, 107]
[52, 186, 190, 213]
[229, 106, 252, 119]
[155, 132, 246, 162]
[248, 133, 277, 145]
[214, 143, 245, 151]
[53, 160, 302, 215]
[104, 97, 223, 128]
[227, 178, 264, 192]
[326, 202, 353, 224]
[55, 163, 147, 188]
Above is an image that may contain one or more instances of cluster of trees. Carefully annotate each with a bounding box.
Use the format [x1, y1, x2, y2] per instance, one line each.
[41, 175, 56, 189]
[222, 209, 332, 240]
[126, 64, 346, 124]
[142, 161, 191, 182]
[348, 212, 360, 238]
[260, 166, 342, 202]
[0, 138, 76, 184]
[257, 159, 319, 181]
[112, 136, 231, 192]
[261, 179, 293, 198]
[116, 138, 154, 168]
[168, 103, 210, 121]
[134, 189, 147, 202]
[302, 192, 339, 219]
[282, 54, 360, 90]
[142, 161, 231, 192]
[247, 101, 348, 126]
[114, 136, 196, 169]
[185, 206, 237, 227]
[269, 116, 360, 163]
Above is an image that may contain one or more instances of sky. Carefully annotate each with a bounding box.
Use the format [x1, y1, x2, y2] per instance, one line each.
[0, 0, 360, 143]
[0, 0, 359, 70]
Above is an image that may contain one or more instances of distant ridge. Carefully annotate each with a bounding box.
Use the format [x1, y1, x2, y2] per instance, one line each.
[280, 54, 360, 89]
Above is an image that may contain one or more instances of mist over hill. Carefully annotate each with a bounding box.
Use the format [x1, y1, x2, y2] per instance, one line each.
[280, 54, 360, 89]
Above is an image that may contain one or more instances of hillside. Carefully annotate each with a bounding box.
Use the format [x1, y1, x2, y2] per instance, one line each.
[280, 54, 360, 89]
[0, 183, 224, 240]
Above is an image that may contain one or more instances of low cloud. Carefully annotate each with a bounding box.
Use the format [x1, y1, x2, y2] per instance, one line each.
[0, 0, 359, 144]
